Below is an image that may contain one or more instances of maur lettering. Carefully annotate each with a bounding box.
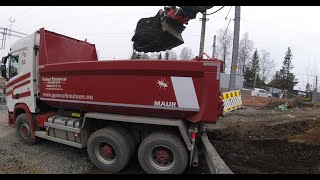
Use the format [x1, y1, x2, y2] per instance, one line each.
[154, 101, 177, 107]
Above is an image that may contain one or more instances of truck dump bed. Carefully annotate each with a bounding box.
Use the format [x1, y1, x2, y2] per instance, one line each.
[38, 28, 223, 124]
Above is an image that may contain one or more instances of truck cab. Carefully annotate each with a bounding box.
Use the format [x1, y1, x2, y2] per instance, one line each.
[1, 31, 39, 115]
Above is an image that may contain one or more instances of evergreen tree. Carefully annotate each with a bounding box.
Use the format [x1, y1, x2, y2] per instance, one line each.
[244, 49, 264, 87]
[251, 49, 260, 76]
[244, 67, 254, 86]
[165, 50, 169, 60]
[278, 47, 298, 90]
[268, 71, 282, 88]
[158, 52, 162, 60]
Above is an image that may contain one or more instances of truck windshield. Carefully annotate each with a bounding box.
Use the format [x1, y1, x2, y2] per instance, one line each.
[9, 56, 19, 79]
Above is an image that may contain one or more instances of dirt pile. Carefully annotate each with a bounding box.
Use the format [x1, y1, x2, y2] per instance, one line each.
[207, 107, 320, 174]
[131, 12, 184, 52]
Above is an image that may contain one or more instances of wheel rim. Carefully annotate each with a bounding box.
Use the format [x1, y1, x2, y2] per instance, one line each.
[20, 122, 30, 139]
[95, 142, 116, 164]
[148, 145, 175, 171]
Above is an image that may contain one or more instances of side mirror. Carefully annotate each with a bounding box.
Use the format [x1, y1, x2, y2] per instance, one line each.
[1, 64, 7, 79]
[2, 56, 7, 65]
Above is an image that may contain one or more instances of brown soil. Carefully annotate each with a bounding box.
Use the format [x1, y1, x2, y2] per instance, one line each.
[131, 12, 183, 52]
[206, 107, 320, 174]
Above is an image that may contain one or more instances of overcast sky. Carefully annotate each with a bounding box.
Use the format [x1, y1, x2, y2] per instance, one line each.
[0, 6, 319, 91]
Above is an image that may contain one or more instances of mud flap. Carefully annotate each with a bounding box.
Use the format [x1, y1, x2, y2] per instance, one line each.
[200, 135, 234, 174]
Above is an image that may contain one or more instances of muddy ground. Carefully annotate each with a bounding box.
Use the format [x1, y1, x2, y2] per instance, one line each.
[0, 105, 319, 174]
[207, 107, 320, 174]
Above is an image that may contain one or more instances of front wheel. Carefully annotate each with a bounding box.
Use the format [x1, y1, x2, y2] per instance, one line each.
[15, 113, 37, 144]
[138, 132, 188, 174]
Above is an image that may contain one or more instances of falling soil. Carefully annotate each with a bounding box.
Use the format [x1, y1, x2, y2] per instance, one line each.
[131, 12, 184, 52]
[206, 107, 320, 174]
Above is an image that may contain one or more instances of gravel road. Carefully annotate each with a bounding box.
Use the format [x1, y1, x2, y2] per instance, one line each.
[0, 106, 208, 174]
[3, 105, 318, 174]
[0, 106, 95, 174]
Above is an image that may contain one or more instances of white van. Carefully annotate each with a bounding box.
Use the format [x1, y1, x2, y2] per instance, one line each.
[251, 88, 272, 97]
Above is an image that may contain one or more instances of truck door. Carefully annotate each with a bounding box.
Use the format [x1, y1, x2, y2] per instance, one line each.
[5, 50, 33, 112]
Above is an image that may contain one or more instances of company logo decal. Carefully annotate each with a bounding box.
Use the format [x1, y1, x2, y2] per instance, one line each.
[156, 78, 169, 90]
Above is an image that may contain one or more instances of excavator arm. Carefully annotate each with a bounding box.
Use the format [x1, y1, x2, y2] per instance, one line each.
[132, 6, 213, 52]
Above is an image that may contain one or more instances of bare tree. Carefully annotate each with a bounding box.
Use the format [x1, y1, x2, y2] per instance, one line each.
[238, 32, 254, 75]
[259, 49, 275, 83]
[150, 52, 159, 60]
[130, 51, 138, 60]
[165, 51, 169, 60]
[179, 47, 193, 60]
[140, 53, 151, 59]
[216, 28, 233, 72]
[165, 50, 177, 60]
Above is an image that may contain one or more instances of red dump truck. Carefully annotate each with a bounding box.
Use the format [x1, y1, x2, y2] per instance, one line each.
[0, 28, 232, 174]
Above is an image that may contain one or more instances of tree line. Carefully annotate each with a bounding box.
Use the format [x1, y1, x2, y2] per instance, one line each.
[215, 27, 298, 90]
[130, 27, 298, 90]
[130, 47, 194, 60]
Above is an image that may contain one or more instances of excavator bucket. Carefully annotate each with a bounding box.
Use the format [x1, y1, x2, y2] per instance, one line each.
[132, 10, 185, 52]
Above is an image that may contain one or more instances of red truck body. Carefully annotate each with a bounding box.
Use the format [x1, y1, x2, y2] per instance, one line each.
[38, 28, 223, 124]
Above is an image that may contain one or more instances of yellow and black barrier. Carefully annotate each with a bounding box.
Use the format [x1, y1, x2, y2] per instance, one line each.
[221, 90, 242, 113]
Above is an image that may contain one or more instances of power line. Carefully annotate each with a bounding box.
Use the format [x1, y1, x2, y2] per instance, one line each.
[221, 6, 234, 40]
[8, 17, 15, 39]
[225, 6, 233, 20]
[0, 27, 27, 50]
[223, 18, 232, 40]
[204, 6, 225, 16]
[203, 6, 233, 57]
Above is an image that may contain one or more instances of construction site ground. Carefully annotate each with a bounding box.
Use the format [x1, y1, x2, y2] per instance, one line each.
[0, 104, 319, 174]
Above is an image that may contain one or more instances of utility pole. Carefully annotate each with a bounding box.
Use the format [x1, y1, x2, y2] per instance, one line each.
[316, 76, 318, 102]
[253, 71, 257, 89]
[1, 28, 7, 50]
[212, 35, 216, 58]
[229, 6, 241, 91]
[199, 11, 208, 58]
[8, 17, 15, 39]
[0, 27, 27, 50]
[312, 76, 318, 102]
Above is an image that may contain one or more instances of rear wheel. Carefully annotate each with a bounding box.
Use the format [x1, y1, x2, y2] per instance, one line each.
[138, 132, 188, 174]
[113, 126, 137, 155]
[87, 127, 132, 173]
[15, 113, 37, 144]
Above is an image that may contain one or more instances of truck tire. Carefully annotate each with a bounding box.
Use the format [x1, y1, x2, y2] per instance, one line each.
[138, 132, 188, 174]
[15, 113, 37, 144]
[113, 126, 138, 154]
[87, 127, 131, 173]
